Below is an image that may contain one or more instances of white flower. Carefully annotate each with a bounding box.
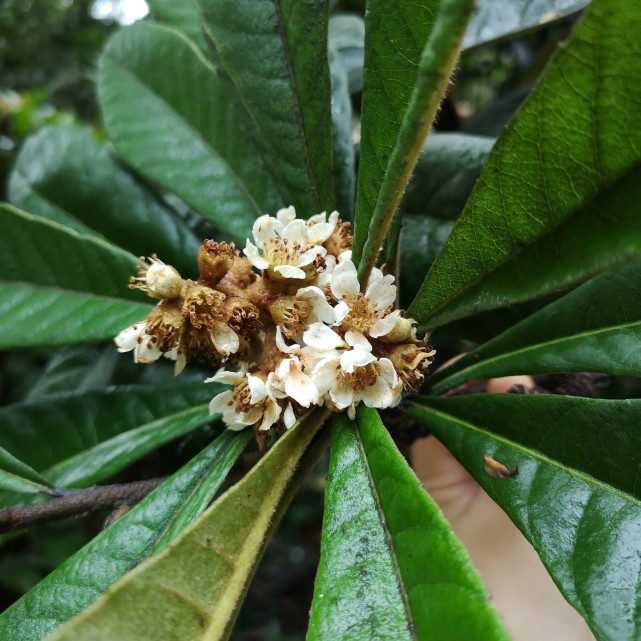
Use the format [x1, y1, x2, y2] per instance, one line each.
[311, 348, 402, 420]
[115, 322, 163, 364]
[243, 207, 327, 279]
[306, 210, 340, 244]
[273, 357, 319, 408]
[328, 258, 398, 337]
[207, 370, 281, 431]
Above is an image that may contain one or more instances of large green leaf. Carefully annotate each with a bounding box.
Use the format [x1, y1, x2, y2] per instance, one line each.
[46, 410, 328, 641]
[0, 382, 216, 490]
[463, 0, 589, 49]
[308, 408, 509, 641]
[147, 0, 207, 51]
[409, 0, 641, 327]
[8, 125, 200, 276]
[409, 395, 641, 641]
[98, 22, 284, 243]
[198, 0, 335, 214]
[432, 261, 641, 393]
[0, 429, 250, 641]
[352, 0, 474, 280]
[0, 204, 150, 349]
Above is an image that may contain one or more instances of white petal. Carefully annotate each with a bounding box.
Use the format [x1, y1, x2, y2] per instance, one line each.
[247, 374, 268, 404]
[311, 356, 341, 395]
[340, 348, 376, 374]
[366, 275, 396, 311]
[283, 363, 318, 407]
[274, 264, 306, 279]
[258, 401, 282, 431]
[281, 219, 308, 244]
[243, 240, 269, 269]
[347, 404, 356, 420]
[276, 326, 300, 354]
[361, 376, 393, 409]
[332, 300, 350, 324]
[115, 323, 145, 352]
[307, 221, 335, 244]
[297, 245, 326, 267]
[303, 322, 344, 350]
[276, 206, 296, 226]
[211, 322, 240, 356]
[369, 311, 401, 338]
[345, 331, 372, 352]
[327, 211, 339, 227]
[330, 258, 359, 299]
[135, 334, 162, 364]
[209, 390, 234, 415]
[253, 214, 280, 245]
[308, 211, 326, 225]
[376, 358, 399, 387]
[297, 286, 335, 325]
[205, 369, 244, 385]
[284, 403, 297, 429]
[329, 383, 354, 410]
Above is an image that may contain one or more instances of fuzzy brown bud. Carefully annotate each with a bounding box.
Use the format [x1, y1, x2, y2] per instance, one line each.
[198, 240, 236, 287]
[387, 343, 436, 391]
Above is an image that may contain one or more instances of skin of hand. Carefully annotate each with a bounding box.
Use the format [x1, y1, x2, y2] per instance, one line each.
[410, 374, 595, 641]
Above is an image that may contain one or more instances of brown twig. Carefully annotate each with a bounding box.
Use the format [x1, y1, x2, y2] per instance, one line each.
[0, 478, 165, 534]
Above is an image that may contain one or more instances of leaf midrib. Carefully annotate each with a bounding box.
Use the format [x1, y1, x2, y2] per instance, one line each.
[410, 402, 641, 507]
[354, 428, 417, 640]
[434, 318, 641, 391]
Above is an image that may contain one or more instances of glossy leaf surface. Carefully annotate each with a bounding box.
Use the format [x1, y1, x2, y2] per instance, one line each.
[0, 204, 150, 349]
[308, 408, 509, 641]
[432, 262, 641, 393]
[463, 0, 589, 49]
[98, 22, 284, 242]
[409, 0, 641, 326]
[198, 0, 335, 213]
[0, 382, 216, 491]
[409, 395, 641, 641]
[8, 126, 200, 276]
[47, 410, 327, 641]
[353, 0, 474, 279]
[0, 429, 249, 641]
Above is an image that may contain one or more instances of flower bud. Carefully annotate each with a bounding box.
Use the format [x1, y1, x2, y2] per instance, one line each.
[382, 316, 416, 343]
[145, 262, 182, 299]
[198, 240, 235, 287]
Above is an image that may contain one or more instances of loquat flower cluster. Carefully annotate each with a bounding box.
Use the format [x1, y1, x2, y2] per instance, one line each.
[115, 207, 435, 439]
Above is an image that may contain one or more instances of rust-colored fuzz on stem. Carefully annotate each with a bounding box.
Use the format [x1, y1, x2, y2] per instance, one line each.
[115, 207, 435, 441]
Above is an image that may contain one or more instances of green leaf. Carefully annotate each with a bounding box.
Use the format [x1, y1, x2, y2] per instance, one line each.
[401, 134, 494, 222]
[352, 0, 474, 281]
[0, 429, 250, 641]
[45, 410, 328, 641]
[328, 38, 355, 215]
[409, 395, 641, 641]
[147, 0, 207, 51]
[397, 134, 493, 305]
[0, 204, 150, 349]
[409, 0, 641, 327]
[8, 125, 201, 277]
[0, 382, 217, 490]
[308, 408, 510, 641]
[198, 0, 335, 214]
[98, 22, 284, 243]
[463, 0, 589, 50]
[0, 446, 53, 496]
[432, 261, 641, 393]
